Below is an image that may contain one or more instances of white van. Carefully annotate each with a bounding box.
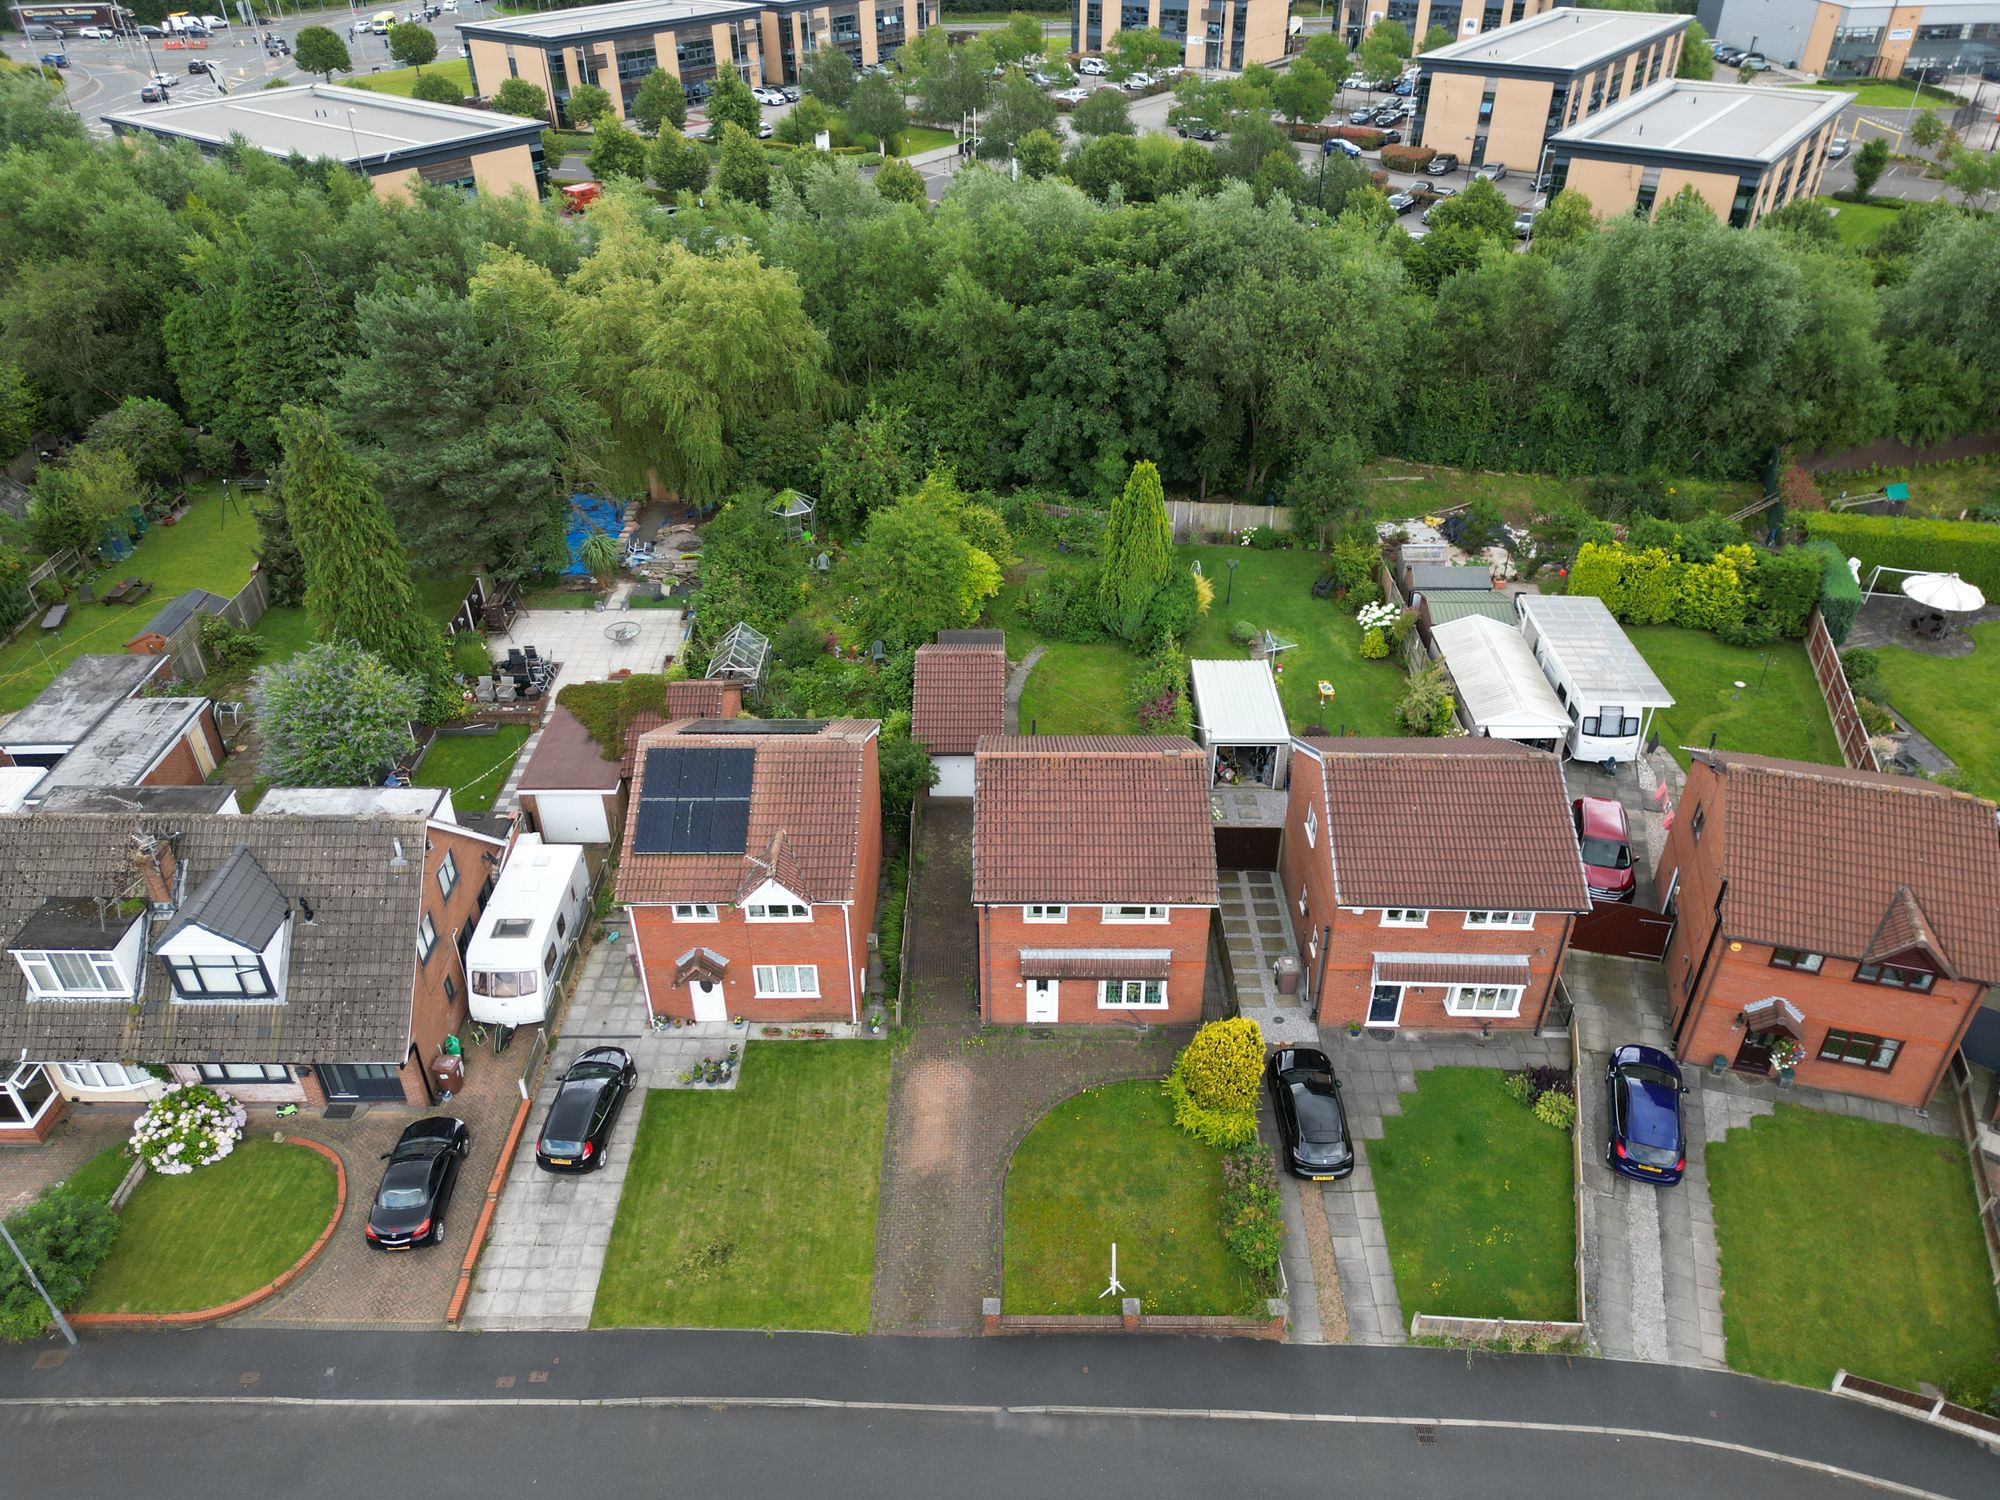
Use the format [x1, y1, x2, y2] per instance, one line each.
[1077, 56, 1107, 76]
[465, 835, 591, 1030]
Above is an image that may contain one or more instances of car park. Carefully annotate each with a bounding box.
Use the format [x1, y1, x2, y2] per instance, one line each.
[1265, 1046, 1354, 1180]
[1392, 77, 1415, 96]
[1476, 161, 1508, 181]
[1425, 152, 1459, 175]
[1827, 136, 1850, 159]
[1605, 1044, 1688, 1185]
[77, 25, 111, 39]
[1573, 795, 1636, 902]
[1713, 46, 1744, 65]
[535, 1046, 638, 1173]
[364, 1117, 470, 1250]
[1323, 137, 1362, 157]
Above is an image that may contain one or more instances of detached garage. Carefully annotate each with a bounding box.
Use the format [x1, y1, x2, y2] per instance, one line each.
[1432, 614, 1571, 750]
[912, 635, 1007, 799]
[516, 704, 624, 844]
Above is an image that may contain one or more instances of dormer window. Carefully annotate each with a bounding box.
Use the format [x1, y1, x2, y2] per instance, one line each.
[9, 900, 143, 1001]
[152, 844, 291, 1006]
[163, 955, 275, 999]
[16, 949, 132, 999]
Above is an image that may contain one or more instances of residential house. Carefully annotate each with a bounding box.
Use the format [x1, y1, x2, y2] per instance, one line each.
[972, 736, 1219, 1026]
[617, 718, 882, 1024]
[1281, 738, 1589, 1031]
[912, 634, 1006, 799]
[1656, 751, 2000, 1110]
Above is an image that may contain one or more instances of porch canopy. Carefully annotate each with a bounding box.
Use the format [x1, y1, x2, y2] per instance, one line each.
[1741, 996, 1805, 1039]
[1019, 948, 1172, 981]
[1431, 615, 1570, 743]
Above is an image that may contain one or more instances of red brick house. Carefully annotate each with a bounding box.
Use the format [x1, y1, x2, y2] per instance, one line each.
[618, 718, 882, 1025]
[972, 736, 1219, 1026]
[1656, 752, 2000, 1110]
[912, 634, 1006, 799]
[1281, 738, 1589, 1031]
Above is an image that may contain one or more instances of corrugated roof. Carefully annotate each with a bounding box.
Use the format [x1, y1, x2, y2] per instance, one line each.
[1518, 595, 1674, 705]
[1423, 591, 1521, 628]
[1409, 563, 1493, 593]
[973, 736, 1219, 907]
[132, 589, 228, 644]
[1190, 659, 1290, 745]
[1433, 616, 1572, 737]
[912, 644, 1007, 756]
[1299, 737, 1589, 913]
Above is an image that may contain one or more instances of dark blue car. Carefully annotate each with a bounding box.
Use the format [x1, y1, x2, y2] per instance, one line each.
[1605, 1044, 1688, 1184]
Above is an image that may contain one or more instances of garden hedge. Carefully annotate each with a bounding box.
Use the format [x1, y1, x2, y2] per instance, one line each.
[1807, 538, 1861, 644]
[1329, 126, 1389, 149]
[1380, 144, 1434, 171]
[1803, 511, 2000, 613]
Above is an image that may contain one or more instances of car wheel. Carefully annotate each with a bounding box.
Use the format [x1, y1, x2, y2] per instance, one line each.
[432, 1215, 444, 1244]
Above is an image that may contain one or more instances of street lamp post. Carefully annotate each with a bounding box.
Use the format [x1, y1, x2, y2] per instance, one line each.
[0, 1218, 77, 1347]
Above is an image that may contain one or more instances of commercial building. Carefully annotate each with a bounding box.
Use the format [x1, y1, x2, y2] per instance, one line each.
[1324, 0, 1559, 53]
[1546, 79, 1850, 223]
[1414, 6, 1692, 172]
[459, 0, 939, 120]
[1696, 0, 2000, 79]
[101, 84, 546, 201]
[1074, 0, 1289, 71]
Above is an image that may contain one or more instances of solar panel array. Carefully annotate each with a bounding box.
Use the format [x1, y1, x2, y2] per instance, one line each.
[633, 746, 755, 855]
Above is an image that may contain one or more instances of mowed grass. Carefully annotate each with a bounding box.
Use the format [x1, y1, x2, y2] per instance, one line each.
[1810, 196, 1904, 250]
[415, 725, 530, 810]
[1628, 625, 1843, 769]
[62, 1144, 134, 1204]
[1872, 625, 2000, 799]
[593, 1043, 892, 1332]
[1180, 543, 1406, 734]
[337, 57, 473, 99]
[1813, 457, 2000, 520]
[0, 484, 258, 712]
[76, 1139, 338, 1314]
[1790, 79, 1960, 109]
[1369, 1068, 1577, 1321]
[888, 124, 958, 155]
[1017, 642, 1138, 734]
[1707, 1104, 2000, 1390]
[1003, 1080, 1263, 1315]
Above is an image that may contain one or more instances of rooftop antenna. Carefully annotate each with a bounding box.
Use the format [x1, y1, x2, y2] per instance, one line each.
[1097, 1242, 1126, 1300]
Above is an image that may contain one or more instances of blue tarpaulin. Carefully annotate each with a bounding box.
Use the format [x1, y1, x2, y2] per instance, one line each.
[562, 493, 622, 575]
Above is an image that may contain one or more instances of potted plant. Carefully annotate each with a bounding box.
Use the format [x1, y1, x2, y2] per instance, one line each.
[1768, 1036, 1805, 1080]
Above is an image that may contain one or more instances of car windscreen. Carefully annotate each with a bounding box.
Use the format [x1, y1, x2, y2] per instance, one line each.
[1579, 837, 1631, 869]
[565, 1063, 622, 1081]
[1293, 1085, 1347, 1144]
[472, 968, 538, 997]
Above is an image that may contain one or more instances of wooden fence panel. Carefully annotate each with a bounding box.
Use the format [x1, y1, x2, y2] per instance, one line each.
[1805, 607, 1880, 773]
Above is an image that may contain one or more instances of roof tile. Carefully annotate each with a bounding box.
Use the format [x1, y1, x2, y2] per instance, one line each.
[912, 644, 1007, 756]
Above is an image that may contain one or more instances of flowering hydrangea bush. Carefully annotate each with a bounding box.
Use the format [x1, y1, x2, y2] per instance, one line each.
[129, 1084, 248, 1175]
[1356, 600, 1399, 634]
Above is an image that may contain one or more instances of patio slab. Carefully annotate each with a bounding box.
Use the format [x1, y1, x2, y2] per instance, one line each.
[492, 606, 688, 697]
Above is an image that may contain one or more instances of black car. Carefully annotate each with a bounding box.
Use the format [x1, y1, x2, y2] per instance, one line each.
[1606, 1044, 1688, 1185]
[535, 1046, 638, 1172]
[1388, 190, 1420, 215]
[364, 1116, 469, 1250]
[1265, 1046, 1354, 1180]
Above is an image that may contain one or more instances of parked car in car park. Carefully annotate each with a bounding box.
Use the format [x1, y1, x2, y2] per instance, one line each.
[1388, 190, 1419, 215]
[1121, 70, 1155, 90]
[752, 86, 786, 105]
[1476, 161, 1508, 181]
[1713, 45, 1744, 65]
[1827, 136, 1850, 158]
[1741, 54, 1771, 71]
[781, 85, 800, 102]
[364, 1117, 470, 1250]
[1078, 55, 1107, 75]
[535, 1047, 638, 1173]
[1513, 210, 1536, 238]
[1176, 122, 1220, 141]
[1425, 152, 1459, 175]
[77, 25, 111, 39]
[1605, 1044, 1688, 1185]
[1377, 128, 1404, 146]
[1056, 86, 1090, 103]
[24, 24, 64, 39]
[1348, 105, 1377, 124]
[1323, 137, 1362, 158]
[1265, 1046, 1355, 1181]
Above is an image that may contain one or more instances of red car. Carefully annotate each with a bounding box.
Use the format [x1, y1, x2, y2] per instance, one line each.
[1572, 796, 1635, 902]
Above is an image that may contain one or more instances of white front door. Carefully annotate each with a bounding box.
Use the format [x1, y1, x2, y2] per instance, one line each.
[690, 979, 727, 1024]
[1025, 979, 1059, 1023]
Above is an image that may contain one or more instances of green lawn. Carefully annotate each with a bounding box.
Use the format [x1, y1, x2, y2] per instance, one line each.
[1872, 624, 2000, 799]
[337, 57, 473, 100]
[62, 1145, 133, 1205]
[1811, 195, 1904, 250]
[1004, 1080, 1264, 1315]
[1791, 80, 1960, 109]
[0, 484, 258, 712]
[1628, 625, 1843, 770]
[1017, 642, 1138, 734]
[1180, 543, 1407, 734]
[1368, 1068, 1577, 1321]
[415, 725, 531, 811]
[1707, 1104, 2000, 1390]
[1814, 457, 2000, 520]
[889, 125, 958, 156]
[983, 539, 1056, 657]
[594, 1043, 892, 1332]
[217, 570, 471, 698]
[76, 1139, 338, 1315]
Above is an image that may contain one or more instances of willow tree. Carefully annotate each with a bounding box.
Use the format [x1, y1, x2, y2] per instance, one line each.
[1100, 459, 1173, 641]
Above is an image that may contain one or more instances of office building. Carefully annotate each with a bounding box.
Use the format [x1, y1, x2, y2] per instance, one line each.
[1324, 0, 1559, 52]
[1697, 0, 2000, 78]
[1074, 0, 1289, 71]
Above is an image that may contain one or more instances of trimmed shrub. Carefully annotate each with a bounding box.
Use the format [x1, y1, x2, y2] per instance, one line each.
[1533, 1090, 1578, 1131]
[1808, 538, 1862, 644]
[1359, 626, 1389, 659]
[1330, 126, 1389, 150]
[1166, 1017, 1264, 1149]
[0, 1186, 120, 1342]
[1841, 646, 1881, 697]
[1228, 618, 1258, 646]
[1804, 511, 2000, 613]
[1380, 143, 1434, 172]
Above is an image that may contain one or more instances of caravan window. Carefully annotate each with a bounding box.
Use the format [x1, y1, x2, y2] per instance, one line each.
[1581, 707, 1639, 737]
[472, 969, 538, 997]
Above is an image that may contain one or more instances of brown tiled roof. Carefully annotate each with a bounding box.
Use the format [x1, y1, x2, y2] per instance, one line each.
[620, 711, 666, 777]
[912, 644, 1007, 756]
[1690, 751, 2000, 982]
[663, 679, 740, 719]
[972, 736, 1219, 907]
[518, 705, 621, 793]
[1300, 737, 1590, 914]
[1861, 885, 1954, 977]
[735, 829, 805, 904]
[615, 720, 878, 906]
[1019, 948, 1173, 980]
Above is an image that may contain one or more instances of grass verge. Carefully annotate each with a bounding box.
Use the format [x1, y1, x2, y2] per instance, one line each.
[63, 1144, 134, 1205]
[1790, 80, 1960, 108]
[1811, 195, 1904, 250]
[337, 57, 473, 99]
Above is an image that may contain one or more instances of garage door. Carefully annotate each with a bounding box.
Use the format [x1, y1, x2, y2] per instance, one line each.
[932, 756, 975, 799]
[534, 792, 610, 843]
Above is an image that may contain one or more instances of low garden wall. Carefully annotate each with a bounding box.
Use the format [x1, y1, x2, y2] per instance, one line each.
[981, 1296, 1288, 1340]
[1830, 1370, 2000, 1449]
[1408, 1313, 1591, 1350]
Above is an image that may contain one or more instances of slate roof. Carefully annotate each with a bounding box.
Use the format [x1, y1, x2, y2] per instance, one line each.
[0, 655, 162, 751]
[615, 720, 878, 905]
[1688, 751, 2000, 983]
[0, 812, 431, 1064]
[517, 704, 622, 793]
[160, 844, 290, 951]
[972, 736, 1220, 907]
[1298, 737, 1590, 913]
[912, 643, 1007, 756]
[133, 588, 229, 643]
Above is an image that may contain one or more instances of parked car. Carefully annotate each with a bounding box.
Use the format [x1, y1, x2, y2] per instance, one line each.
[1572, 795, 1635, 903]
[1265, 1046, 1354, 1180]
[757, 120, 774, 139]
[1388, 190, 1420, 215]
[77, 25, 111, 39]
[1371, 105, 1405, 125]
[535, 1046, 638, 1172]
[1348, 105, 1378, 124]
[1377, 128, 1404, 146]
[1827, 135, 1850, 159]
[1121, 70, 1155, 91]
[1476, 161, 1508, 181]
[781, 85, 800, 103]
[1323, 137, 1362, 158]
[364, 1117, 470, 1250]
[1056, 86, 1090, 104]
[1425, 152, 1459, 175]
[1028, 70, 1058, 86]
[1078, 56, 1108, 75]
[1713, 46, 1744, 66]
[1740, 54, 1771, 72]
[752, 85, 785, 106]
[1176, 122, 1220, 141]
[139, 84, 166, 101]
[1605, 1044, 1687, 1185]
[23, 24, 64, 40]
[1392, 77, 1415, 96]
[1513, 209, 1536, 239]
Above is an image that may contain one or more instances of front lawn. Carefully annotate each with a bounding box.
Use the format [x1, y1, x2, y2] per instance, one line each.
[62, 1145, 133, 1204]
[1369, 1067, 1577, 1321]
[0, 483, 258, 712]
[1872, 625, 2000, 799]
[415, 725, 531, 811]
[1004, 1080, 1264, 1315]
[1180, 543, 1407, 734]
[1628, 625, 1843, 770]
[1707, 1104, 2000, 1390]
[593, 1043, 892, 1332]
[1016, 642, 1137, 734]
[76, 1139, 338, 1315]
[1791, 79, 1960, 109]
[337, 58, 473, 99]
[888, 124, 957, 156]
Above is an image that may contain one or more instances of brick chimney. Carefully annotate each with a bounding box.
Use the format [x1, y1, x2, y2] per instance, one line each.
[132, 836, 178, 911]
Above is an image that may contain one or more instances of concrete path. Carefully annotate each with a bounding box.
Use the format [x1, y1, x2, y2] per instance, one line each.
[496, 605, 687, 698]
[1001, 645, 1044, 734]
[1220, 870, 1313, 1044]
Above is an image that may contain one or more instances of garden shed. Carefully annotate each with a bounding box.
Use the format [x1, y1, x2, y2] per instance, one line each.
[1431, 615, 1571, 750]
[1190, 659, 1291, 790]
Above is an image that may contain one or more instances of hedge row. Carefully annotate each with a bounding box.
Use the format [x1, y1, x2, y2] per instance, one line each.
[1330, 126, 1390, 150]
[1802, 511, 2000, 608]
[1566, 540, 1822, 642]
[1380, 144, 1434, 172]
[1807, 538, 1862, 644]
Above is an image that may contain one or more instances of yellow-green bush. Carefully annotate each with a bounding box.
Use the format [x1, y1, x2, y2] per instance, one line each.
[1173, 1018, 1264, 1111]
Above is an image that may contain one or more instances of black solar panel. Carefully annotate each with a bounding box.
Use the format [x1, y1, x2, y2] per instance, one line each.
[633, 747, 756, 855]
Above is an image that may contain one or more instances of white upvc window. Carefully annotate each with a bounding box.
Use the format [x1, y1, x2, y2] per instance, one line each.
[672, 903, 719, 922]
[1304, 803, 1318, 847]
[14, 950, 131, 999]
[1464, 911, 1534, 929]
[437, 849, 459, 900]
[1097, 978, 1168, 1009]
[1101, 905, 1168, 923]
[55, 1061, 148, 1092]
[1024, 905, 1068, 923]
[1380, 909, 1428, 928]
[1445, 984, 1524, 1017]
[753, 963, 820, 997]
[417, 914, 439, 964]
[744, 902, 811, 921]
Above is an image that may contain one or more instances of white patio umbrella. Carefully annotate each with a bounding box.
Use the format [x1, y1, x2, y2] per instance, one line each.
[1901, 572, 1987, 614]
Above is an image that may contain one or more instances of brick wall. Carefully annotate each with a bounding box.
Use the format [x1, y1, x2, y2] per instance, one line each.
[977, 904, 1211, 1026]
[632, 903, 861, 1023]
[409, 827, 501, 1068]
[138, 708, 224, 787]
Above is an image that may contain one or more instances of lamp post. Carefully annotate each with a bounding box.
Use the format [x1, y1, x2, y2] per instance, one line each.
[1225, 556, 1240, 605]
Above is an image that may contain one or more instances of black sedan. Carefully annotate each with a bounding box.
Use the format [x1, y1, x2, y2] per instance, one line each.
[364, 1116, 469, 1250]
[535, 1046, 638, 1172]
[1606, 1043, 1688, 1185]
[1265, 1046, 1354, 1180]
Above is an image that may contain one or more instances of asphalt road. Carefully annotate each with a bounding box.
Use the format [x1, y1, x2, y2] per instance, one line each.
[2, 1329, 1994, 1497]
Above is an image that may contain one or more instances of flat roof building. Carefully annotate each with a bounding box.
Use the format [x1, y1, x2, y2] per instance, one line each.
[1697, 0, 2000, 79]
[1414, 7, 1692, 173]
[1324, 0, 1562, 54]
[102, 84, 545, 202]
[1547, 79, 1850, 224]
[1074, 0, 1288, 71]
